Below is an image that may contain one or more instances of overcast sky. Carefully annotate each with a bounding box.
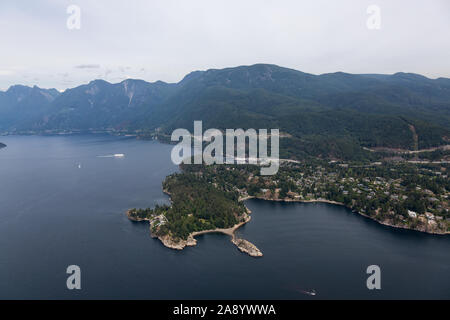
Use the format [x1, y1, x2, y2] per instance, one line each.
[0, 0, 449, 91]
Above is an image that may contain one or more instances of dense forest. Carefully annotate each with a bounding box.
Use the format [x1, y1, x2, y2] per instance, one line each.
[128, 170, 247, 240]
[182, 161, 449, 233]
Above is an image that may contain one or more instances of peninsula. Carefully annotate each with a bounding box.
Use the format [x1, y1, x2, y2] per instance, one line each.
[126, 167, 263, 257]
[128, 158, 449, 254]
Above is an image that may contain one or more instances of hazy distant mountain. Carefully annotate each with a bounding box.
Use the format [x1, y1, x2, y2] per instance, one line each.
[41, 79, 177, 130]
[0, 79, 177, 131]
[0, 64, 449, 160]
[0, 85, 60, 130]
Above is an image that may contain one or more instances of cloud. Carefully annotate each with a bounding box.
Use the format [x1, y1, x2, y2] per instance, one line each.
[74, 64, 101, 69]
[118, 66, 131, 73]
[1, 0, 449, 90]
[0, 70, 14, 76]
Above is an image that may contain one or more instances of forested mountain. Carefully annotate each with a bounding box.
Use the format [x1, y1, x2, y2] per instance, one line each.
[0, 79, 177, 131]
[149, 64, 450, 159]
[1, 64, 449, 160]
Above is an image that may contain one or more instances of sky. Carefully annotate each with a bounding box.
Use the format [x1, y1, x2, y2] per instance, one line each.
[0, 0, 449, 91]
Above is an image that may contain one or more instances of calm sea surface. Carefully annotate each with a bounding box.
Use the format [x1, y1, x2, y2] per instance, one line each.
[0, 135, 449, 299]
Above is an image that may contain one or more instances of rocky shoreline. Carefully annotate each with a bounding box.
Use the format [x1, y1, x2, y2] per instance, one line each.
[127, 202, 263, 257]
[126, 210, 149, 222]
[241, 195, 449, 235]
[127, 180, 448, 258]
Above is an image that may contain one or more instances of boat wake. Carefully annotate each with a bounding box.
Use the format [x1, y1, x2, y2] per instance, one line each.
[97, 154, 125, 158]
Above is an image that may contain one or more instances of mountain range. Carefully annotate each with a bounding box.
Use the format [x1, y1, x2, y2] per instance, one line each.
[1, 64, 449, 160]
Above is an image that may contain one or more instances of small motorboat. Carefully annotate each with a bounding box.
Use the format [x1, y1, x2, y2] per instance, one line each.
[299, 289, 316, 296]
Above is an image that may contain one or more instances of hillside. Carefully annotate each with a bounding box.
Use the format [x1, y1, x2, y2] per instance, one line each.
[1, 64, 449, 160]
[0, 79, 177, 131]
[151, 65, 450, 159]
[0, 85, 60, 131]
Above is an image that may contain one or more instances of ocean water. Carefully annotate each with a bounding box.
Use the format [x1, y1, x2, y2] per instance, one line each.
[0, 134, 449, 299]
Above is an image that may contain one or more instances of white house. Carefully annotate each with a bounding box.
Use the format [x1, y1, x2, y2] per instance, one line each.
[407, 210, 417, 218]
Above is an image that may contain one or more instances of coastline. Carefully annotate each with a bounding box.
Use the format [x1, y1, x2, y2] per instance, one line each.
[127, 191, 263, 257]
[157, 212, 263, 257]
[241, 195, 449, 235]
[127, 184, 448, 258]
[9, 132, 448, 236]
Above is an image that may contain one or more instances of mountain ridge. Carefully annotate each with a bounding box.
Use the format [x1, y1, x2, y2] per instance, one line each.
[1, 64, 449, 160]
[3, 64, 448, 94]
